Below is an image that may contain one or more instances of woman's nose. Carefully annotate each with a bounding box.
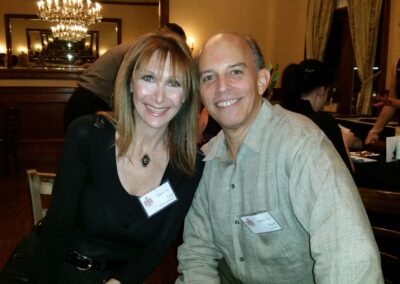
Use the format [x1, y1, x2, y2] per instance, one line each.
[155, 86, 165, 103]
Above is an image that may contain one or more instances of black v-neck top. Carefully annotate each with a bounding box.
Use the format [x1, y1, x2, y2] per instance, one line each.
[32, 115, 204, 283]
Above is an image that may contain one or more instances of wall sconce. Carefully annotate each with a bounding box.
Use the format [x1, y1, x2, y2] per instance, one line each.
[18, 47, 28, 54]
[187, 37, 195, 52]
[0, 44, 6, 54]
[35, 44, 43, 52]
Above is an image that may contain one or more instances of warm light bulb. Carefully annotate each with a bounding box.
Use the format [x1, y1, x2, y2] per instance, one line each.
[0, 44, 6, 53]
[187, 37, 195, 51]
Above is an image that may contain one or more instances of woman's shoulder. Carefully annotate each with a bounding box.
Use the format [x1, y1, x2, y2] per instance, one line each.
[65, 114, 115, 140]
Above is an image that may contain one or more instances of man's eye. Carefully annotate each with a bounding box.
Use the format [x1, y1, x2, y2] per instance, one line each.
[230, 69, 243, 76]
[167, 79, 181, 87]
[202, 74, 215, 82]
[142, 75, 154, 82]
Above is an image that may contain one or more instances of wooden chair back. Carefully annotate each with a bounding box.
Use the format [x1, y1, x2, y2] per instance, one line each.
[26, 169, 56, 225]
[358, 187, 400, 283]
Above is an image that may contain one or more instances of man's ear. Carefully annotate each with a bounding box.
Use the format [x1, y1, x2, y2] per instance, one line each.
[257, 68, 270, 95]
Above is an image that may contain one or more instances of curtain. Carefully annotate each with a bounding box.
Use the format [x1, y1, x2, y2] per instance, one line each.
[305, 0, 336, 61]
[348, 0, 382, 115]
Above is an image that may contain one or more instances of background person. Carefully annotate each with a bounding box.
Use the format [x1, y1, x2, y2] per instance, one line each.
[281, 59, 355, 173]
[365, 58, 400, 144]
[176, 32, 382, 283]
[32, 32, 204, 284]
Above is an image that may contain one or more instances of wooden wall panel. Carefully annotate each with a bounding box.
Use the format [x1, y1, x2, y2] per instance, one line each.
[0, 86, 75, 171]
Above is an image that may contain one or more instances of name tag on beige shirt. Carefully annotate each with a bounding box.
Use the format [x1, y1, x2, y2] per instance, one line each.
[241, 211, 281, 233]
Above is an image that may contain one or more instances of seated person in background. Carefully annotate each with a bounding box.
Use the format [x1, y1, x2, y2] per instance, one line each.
[32, 32, 204, 284]
[281, 59, 355, 173]
[365, 58, 400, 145]
[176, 32, 383, 283]
[64, 23, 187, 131]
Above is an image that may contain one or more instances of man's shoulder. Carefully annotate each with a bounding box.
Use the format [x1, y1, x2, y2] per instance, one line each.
[267, 103, 322, 136]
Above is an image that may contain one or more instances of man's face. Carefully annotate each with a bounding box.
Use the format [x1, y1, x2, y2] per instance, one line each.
[198, 34, 269, 133]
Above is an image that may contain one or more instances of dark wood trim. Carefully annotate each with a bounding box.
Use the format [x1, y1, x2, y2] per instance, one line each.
[98, 1, 158, 5]
[0, 86, 75, 104]
[0, 68, 82, 79]
[160, 0, 169, 27]
[377, 0, 390, 94]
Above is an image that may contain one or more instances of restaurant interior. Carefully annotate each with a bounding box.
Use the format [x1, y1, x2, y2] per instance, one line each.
[0, 0, 399, 283]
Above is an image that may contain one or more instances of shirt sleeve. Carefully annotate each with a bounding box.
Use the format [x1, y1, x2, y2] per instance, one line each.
[32, 116, 90, 284]
[288, 132, 384, 283]
[175, 175, 223, 284]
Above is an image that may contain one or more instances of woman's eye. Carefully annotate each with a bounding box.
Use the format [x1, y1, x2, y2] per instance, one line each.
[142, 75, 154, 82]
[167, 79, 181, 87]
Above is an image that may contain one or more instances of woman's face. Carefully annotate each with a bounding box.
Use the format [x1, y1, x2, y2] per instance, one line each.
[132, 51, 186, 133]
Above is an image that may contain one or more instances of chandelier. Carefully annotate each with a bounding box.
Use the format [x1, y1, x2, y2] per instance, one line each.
[37, 0, 102, 42]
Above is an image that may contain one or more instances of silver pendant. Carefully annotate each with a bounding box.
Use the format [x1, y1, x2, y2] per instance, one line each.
[141, 154, 151, 167]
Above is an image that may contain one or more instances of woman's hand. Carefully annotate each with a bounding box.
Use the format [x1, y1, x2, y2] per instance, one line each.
[340, 126, 357, 149]
[365, 129, 381, 145]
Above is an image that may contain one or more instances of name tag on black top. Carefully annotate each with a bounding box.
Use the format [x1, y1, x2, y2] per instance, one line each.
[139, 181, 178, 218]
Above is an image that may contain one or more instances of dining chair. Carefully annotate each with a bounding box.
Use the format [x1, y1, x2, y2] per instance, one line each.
[358, 187, 400, 283]
[26, 169, 56, 225]
[0, 107, 20, 175]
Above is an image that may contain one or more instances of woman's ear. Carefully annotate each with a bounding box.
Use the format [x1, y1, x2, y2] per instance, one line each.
[257, 68, 271, 95]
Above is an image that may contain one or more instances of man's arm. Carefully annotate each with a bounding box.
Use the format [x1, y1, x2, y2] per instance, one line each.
[289, 133, 383, 283]
[366, 66, 398, 145]
[176, 176, 223, 284]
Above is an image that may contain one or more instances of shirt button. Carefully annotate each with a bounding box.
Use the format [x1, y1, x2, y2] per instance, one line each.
[234, 220, 240, 224]
[239, 256, 245, 262]
[231, 184, 235, 189]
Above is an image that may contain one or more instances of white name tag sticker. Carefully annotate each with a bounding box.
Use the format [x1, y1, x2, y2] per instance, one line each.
[139, 181, 177, 218]
[240, 211, 281, 234]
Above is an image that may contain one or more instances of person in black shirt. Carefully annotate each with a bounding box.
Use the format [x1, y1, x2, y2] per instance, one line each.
[281, 59, 355, 173]
[32, 32, 204, 284]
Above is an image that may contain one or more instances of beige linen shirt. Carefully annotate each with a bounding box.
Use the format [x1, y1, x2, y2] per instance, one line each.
[177, 100, 383, 284]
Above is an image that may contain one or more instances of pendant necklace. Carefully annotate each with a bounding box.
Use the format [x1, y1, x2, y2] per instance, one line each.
[141, 154, 151, 167]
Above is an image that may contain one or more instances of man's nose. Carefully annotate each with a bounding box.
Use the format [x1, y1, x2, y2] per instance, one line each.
[216, 76, 228, 93]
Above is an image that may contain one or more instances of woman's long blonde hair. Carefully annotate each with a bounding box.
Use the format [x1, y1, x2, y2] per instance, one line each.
[110, 32, 199, 175]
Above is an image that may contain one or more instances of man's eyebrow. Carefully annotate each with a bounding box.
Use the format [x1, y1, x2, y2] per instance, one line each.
[199, 62, 247, 76]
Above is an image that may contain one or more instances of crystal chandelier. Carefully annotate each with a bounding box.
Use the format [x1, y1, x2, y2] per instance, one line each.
[37, 0, 102, 42]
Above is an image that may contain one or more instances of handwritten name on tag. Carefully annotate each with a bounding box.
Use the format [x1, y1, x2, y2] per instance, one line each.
[240, 211, 281, 234]
[139, 182, 177, 217]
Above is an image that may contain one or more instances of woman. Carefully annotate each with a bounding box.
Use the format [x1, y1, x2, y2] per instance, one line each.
[281, 59, 355, 173]
[32, 32, 204, 284]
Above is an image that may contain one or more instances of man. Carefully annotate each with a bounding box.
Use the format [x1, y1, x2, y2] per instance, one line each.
[176, 33, 383, 283]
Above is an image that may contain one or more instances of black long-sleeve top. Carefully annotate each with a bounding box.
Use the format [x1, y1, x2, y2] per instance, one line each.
[32, 115, 204, 283]
[288, 100, 353, 173]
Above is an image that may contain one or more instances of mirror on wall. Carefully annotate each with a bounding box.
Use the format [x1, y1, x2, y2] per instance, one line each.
[27, 29, 99, 68]
[4, 14, 121, 70]
[1, 0, 168, 77]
